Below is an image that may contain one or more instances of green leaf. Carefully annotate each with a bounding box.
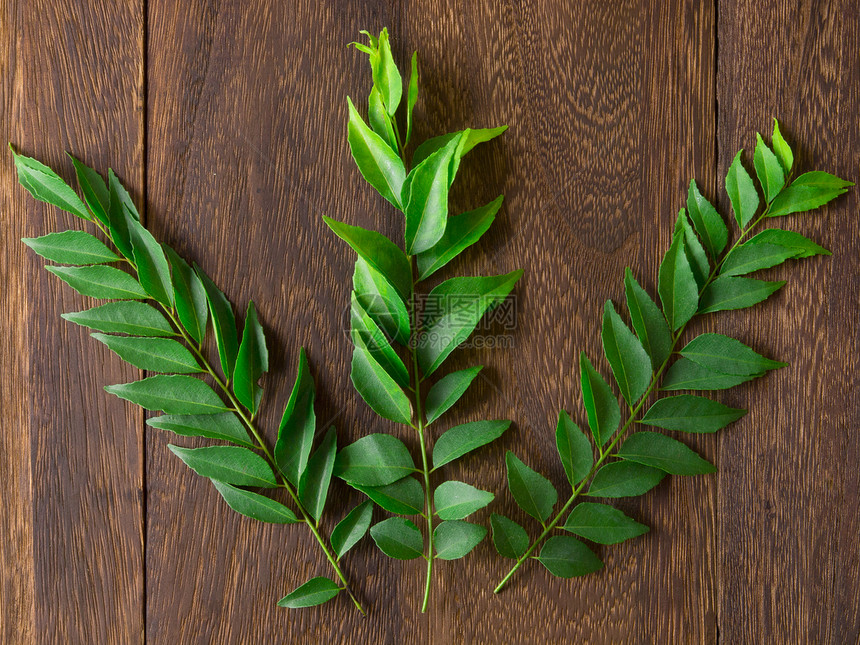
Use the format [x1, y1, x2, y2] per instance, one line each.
[46, 265, 147, 300]
[449, 127, 508, 182]
[721, 242, 798, 277]
[105, 170, 136, 258]
[555, 411, 593, 487]
[563, 502, 648, 544]
[129, 219, 173, 307]
[432, 420, 510, 469]
[146, 412, 255, 447]
[105, 375, 228, 414]
[335, 434, 416, 487]
[601, 300, 651, 405]
[368, 85, 398, 153]
[789, 171, 853, 189]
[505, 451, 557, 522]
[354, 476, 424, 516]
[658, 232, 698, 331]
[675, 209, 710, 288]
[107, 168, 140, 221]
[424, 366, 482, 425]
[617, 432, 716, 475]
[417, 196, 502, 281]
[62, 301, 176, 337]
[536, 536, 603, 578]
[490, 513, 529, 559]
[298, 428, 337, 522]
[413, 133, 459, 168]
[370, 517, 423, 560]
[11, 149, 90, 220]
[350, 294, 409, 388]
[323, 217, 412, 301]
[412, 127, 507, 171]
[68, 154, 110, 225]
[686, 179, 728, 259]
[771, 119, 793, 174]
[277, 577, 340, 609]
[639, 395, 747, 433]
[769, 187, 849, 217]
[331, 501, 373, 559]
[579, 352, 620, 447]
[370, 28, 402, 116]
[353, 34, 377, 57]
[346, 97, 406, 209]
[698, 277, 784, 313]
[405, 51, 418, 146]
[416, 270, 523, 376]
[91, 333, 202, 373]
[753, 133, 785, 203]
[661, 358, 760, 391]
[680, 333, 786, 376]
[164, 246, 208, 345]
[768, 171, 852, 217]
[434, 520, 486, 560]
[195, 265, 239, 380]
[211, 480, 299, 524]
[586, 461, 665, 498]
[434, 481, 494, 520]
[746, 229, 830, 258]
[624, 268, 672, 369]
[168, 445, 277, 487]
[403, 135, 461, 254]
[725, 150, 760, 228]
[274, 348, 316, 486]
[350, 344, 412, 424]
[22, 231, 119, 265]
[353, 258, 410, 345]
[234, 302, 268, 414]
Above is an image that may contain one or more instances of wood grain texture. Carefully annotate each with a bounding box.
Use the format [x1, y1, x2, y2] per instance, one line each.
[401, 1, 720, 643]
[0, 4, 35, 642]
[145, 1, 407, 642]
[1, 0, 145, 642]
[717, 1, 860, 642]
[3, 0, 858, 643]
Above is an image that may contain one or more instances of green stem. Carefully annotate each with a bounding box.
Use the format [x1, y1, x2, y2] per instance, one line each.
[94, 218, 365, 613]
[494, 207, 772, 594]
[493, 369, 660, 593]
[164, 307, 366, 614]
[392, 118, 406, 164]
[408, 267, 434, 613]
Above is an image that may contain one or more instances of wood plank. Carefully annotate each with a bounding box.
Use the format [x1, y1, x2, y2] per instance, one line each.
[1, 0, 145, 642]
[0, 5, 35, 641]
[408, 1, 718, 642]
[717, 1, 860, 641]
[5, 0, 858, 640]
[144, 1, 409, 642]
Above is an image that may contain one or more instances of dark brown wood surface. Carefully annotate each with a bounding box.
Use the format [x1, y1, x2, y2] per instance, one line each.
[2, 1, 857, 643]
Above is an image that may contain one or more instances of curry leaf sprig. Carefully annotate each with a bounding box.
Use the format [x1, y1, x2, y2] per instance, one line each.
[11, 148, 371, 612]
[491, 122, 852, 591]
[324, 29, 522, 612]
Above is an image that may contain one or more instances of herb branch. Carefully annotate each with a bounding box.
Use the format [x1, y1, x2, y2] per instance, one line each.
[325, 29, 521, 612]
[11, 146, 371, 612]
[490, 121, 852, 590]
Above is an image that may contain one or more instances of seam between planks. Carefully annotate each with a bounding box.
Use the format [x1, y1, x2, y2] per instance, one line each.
[713, 0, 721, 643]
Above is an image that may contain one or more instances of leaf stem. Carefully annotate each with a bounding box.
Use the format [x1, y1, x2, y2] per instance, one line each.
[493, 369, 659, 593]
[494, 206, 772, 593]
[94, 216, 365, 614]
[409, 268, 435, 614]
[163, 307, 366, 614]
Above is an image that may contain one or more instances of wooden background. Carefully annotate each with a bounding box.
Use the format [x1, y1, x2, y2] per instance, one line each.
[2, 0, 858, 642]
